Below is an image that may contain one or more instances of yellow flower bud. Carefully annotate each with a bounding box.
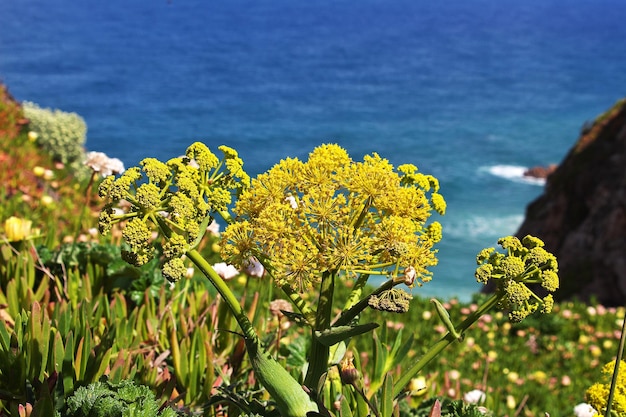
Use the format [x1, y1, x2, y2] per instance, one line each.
[33, 166, 46, 177]
[409, 376, 427, 393]
[532, 370, 548, 384]
[590, 346, 602, 357]
[506, 395, 516, 409]
[41, 195, 54, 207]
[507, 372, 520, 383]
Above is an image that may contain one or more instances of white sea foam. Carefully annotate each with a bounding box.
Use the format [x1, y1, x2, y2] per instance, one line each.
[481, 165, 546, 186]
[443, 214, 525, 238]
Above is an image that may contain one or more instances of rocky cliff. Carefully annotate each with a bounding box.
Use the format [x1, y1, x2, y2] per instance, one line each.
[500, 99, 626, 306]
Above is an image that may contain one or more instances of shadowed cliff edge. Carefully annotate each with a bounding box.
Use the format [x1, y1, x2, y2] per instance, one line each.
[483, 98, 626, 306]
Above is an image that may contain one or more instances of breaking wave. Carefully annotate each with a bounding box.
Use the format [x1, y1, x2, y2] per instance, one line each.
[481, 165, 546, 186]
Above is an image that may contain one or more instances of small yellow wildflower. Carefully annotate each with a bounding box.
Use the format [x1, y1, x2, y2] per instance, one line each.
[409, 376, 427, 394]
[3, 216, 38, 242]
[586, 360, 626, 414]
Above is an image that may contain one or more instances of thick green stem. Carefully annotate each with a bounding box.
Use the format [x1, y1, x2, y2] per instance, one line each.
[304, 271, 335, 391]
[279, 282, 317, 325]
[392, 294, 501, 398]
[186, 249, 318, 417]
[343, 274, 370, 312]
[606, 304, 626, 417]
[186, 249, 257, 342]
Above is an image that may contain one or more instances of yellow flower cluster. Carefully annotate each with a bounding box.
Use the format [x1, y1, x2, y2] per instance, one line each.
[98, 142, 249, 281]
[587, 360, 626, 414]
[221, 144, 445, 292]
[475, 235, 559, 323]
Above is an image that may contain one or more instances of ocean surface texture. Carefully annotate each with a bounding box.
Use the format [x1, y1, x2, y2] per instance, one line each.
[2, 0, 626, 300]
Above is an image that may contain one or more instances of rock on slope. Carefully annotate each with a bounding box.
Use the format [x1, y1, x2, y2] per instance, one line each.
[513, 99, 626, 306]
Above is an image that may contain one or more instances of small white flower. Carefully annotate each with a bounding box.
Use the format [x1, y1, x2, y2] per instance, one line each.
[285, 195, 298, 209]
[179, 155, 199, 169]
[269, 299, 293, 317]
[245, 257, 265, 277]
[212, 262, 240, 280]
[43, 169, 55, 180]
[573, 403, 597, 417]
[463, 389, 486, 405]
[84, 151, 125, 177]
[207, 220, 220, 236]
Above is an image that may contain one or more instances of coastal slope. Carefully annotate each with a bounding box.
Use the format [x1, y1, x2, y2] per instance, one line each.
[504, 99, 626, 305]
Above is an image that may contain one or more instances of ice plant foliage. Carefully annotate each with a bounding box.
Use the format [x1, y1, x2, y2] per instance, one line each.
[221, 143, 446, 293]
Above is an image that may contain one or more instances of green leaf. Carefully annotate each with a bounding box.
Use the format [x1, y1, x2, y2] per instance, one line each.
[62, 331, 75, 394]
[94, 347, 113, 381]
[372, 331, 385, 388]
[390, 332, 414, 369]
[286, 335, 309, 369]
[340, 395, 354, 417]
[40, 307, 52, 380]
[52, 330, 65, 373]
[0, 319, 10, 351]
[56, 304, 71, 335]
[31, 387, 55, 417]
[27, 302, 44, 382]
[6, 279, 19, 320]
[380, 374, 394, 417]
[315, 323, 379, 347]
[33, 274, 49, 303]
[281, 310, 311, 327]
[329, 342, 347, 366]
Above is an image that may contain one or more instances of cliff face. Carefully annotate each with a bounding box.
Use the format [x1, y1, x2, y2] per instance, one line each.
[514, 99, 626, 306]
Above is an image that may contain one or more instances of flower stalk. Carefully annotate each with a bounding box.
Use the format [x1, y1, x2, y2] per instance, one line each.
[393, 293, 500, 398]
[186, 249, 319, 417]
[605, 306, 626, 417]
[304, 271, 336, 391]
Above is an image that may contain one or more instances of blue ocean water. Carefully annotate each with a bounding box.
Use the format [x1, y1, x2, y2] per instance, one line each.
[2, 0, 626, 300]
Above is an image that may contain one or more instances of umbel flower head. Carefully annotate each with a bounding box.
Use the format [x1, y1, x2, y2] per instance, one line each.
[586, 360, 626, 415]
[475, 235, 559, 322]
[221, 143, 445, 292]
[98, 142, 250, 281]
